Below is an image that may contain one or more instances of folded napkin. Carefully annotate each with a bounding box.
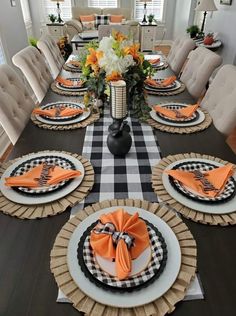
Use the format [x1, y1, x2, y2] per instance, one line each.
[90, 209, 149, 280]
[166, 163, 234, 197]
[32, 107, 84, 118]
[68, 60, 81, 67]
[56, 76, 83, 87]
[149, 58, 160, 65]
[154, 103, 199, 119]
[5, 162, 82, 188]
[145, 76, 176, 88]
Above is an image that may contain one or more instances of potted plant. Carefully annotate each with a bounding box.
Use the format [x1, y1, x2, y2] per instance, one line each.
[48, 14, 57, 23]
[186, 25, 200, 38]
[147, 14, 155, 24]
[203, 33, 214, 45]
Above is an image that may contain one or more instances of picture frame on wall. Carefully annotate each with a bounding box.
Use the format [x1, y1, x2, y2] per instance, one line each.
[220, 0, 232, 5]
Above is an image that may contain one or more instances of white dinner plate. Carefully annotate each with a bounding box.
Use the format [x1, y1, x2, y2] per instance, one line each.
[0, 152, 84, 205]
[149, 103, 205, 127]
[55, 81, 87, 92]
[67, 206, 181, 308]
[145, 80, 181, 92]
[162, 158, 236, 214]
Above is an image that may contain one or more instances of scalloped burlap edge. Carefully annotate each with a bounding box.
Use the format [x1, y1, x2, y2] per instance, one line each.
[50, 199, 197, 316]
[51, 82, 87, 96]
[145, 82, 186, 96]
[0, 151, 94, 219]
[31, 110, 100, 130]
[146, 109, 212, 134]
[152, 153, 236, 226]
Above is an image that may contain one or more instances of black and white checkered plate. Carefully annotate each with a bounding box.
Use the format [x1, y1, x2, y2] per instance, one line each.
[39, 102, 83, 121]
[56, 78, 87, 91]
[169, 161, 236, 204]
[145, 78, 176, 90]
[66, 62, 82, 71]
[155, 104, 199, 123]
[10, 155, 75, 195]
[77, 220, 167, 292]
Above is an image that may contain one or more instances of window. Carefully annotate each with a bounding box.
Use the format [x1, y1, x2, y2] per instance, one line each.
[42, 0, 72, 21]
[20, 0, 32, 26]
[135, 0, 165, 21]
[88, 0, 117, 8]
[0, 40, 5, 65]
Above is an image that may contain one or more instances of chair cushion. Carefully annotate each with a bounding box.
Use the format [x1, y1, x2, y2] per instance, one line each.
[80, 15, 95, 30]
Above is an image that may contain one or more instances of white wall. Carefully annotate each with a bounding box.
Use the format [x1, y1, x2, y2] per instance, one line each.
[204, 0, 236, 64]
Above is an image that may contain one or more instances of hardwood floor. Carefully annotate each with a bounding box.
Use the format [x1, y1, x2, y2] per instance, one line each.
[154, 45, 170, 56]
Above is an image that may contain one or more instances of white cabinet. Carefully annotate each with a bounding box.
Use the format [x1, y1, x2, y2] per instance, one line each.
[139, 23, 157, 52]
[46, 23, 66, 41]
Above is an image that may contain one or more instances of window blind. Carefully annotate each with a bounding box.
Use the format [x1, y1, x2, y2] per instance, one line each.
[42, 0, 72, 21]
[20, 0, 32, 26]
[88, 0, 117, 8]
[135, 0, 165, 21]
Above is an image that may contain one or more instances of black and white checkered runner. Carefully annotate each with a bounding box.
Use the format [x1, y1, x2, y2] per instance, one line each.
[71, 108, 161, 215]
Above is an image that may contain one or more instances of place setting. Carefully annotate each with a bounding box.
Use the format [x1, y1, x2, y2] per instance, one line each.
[50, 199, 197, 316]
[144, 75, 186, 96]
[144, 54, 169, 71]
[63, 59, 82, 73]
[31, 101, 100, 130]
[51, 76, 87, 96]
[0, 150, 94, 219]
[147, 102, 212, 134]
[152, 152, 236, 225]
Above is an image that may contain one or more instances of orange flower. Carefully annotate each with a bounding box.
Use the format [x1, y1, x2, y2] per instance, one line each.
[85, 48, 103, 73]
[123, 43, 143, 64]
[106, 71, 123, 82]
[112, 30, 128, 42]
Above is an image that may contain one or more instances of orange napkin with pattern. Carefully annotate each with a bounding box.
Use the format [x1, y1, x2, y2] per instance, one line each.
[145, 76, 176, 88]
[154, 103, 199, 119]
[32, 107, 84, 117]
[90, 209, 150, 280]
[166, 163, 234, 197]
[149, 58, 160, 65]
[56, 76, 83, 87]
[5, 163, 82, 188]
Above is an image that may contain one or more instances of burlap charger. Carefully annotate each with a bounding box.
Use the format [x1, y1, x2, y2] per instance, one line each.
[50, 198, 197, 316]
[146, 109, 212, 134]
[152, 153, 236, 226]
[0, 151, 94, 219]
[51, 82, 87, 96]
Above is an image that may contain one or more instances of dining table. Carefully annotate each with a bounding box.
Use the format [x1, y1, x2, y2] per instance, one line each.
[0, 63, 236, 316]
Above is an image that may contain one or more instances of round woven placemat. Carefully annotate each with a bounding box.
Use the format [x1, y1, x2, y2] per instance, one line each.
[152, 153, 236, 226]
[51, 82, 87, 96]
[31, 109, 100, 130]
[0, 151, 94, 219]
[63, 64, 82, 73]
[50, 199, 197, 316]
[146, 109, 212, 134]
[145, 82, 185, 96]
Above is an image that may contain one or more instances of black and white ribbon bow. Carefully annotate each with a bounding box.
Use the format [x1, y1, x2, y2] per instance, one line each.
[93, 221, 135, 249]
[192, 170, 219, 193]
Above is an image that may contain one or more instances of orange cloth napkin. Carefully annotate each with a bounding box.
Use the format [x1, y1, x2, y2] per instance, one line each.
[90, 209, 150, 280]
[154, 103, 199, 119]
[68, 60, 81, 67]
[32, 107, 84, 117]
[56, 76, 83, 87]
[149, 58, 160, 65]
[166, 163, 234, 197]
[5, 163, 82, 188]
[145, 76, 176, 88]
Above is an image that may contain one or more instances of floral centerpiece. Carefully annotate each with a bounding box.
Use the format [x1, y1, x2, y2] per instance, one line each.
[77, 31, 153, 119]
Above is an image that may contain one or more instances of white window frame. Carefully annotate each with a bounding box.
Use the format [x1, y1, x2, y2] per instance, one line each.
[134, 0, 167, 23]
[88, 0, 118, 8]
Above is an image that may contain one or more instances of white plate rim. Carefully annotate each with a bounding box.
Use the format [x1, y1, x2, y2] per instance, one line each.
[145, 80, 181, 92]
[55, 82, 87, 92]
[67, 206, 181, 308]
[0, 152, 85, 205]
[35, 102, 91, 125]
[162, 157, 236, 214]
[150, 103, 205, 127]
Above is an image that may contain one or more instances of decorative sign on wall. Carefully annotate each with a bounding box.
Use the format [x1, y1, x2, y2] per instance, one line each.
[10, 0, 16, 6]
[220, 0, 232, 5]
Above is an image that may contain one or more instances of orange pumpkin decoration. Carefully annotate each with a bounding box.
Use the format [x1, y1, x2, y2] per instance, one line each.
[203, 34, 214, 45]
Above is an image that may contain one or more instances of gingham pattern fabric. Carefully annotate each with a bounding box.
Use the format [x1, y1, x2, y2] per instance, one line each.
[170, 161, 235, 203]
[80, 225, 166, 289]
[71, 108, 161, 215]
[95, 15, 110, 29]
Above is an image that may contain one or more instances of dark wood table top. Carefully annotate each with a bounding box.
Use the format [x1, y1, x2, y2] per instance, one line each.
[1, 66, 236, 316]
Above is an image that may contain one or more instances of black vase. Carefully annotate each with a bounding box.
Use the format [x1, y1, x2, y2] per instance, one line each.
[107, 129, 132, 157]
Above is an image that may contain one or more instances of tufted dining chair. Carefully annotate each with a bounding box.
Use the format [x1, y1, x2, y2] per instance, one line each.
[201, 65, 236, 135]
[180, 47, 222, 99]
[166, 37, 196, 75]
[98, 25, 132, 41]
[0, 64, 35, 145]
[37, 34, 65, 79]
[12, 46, 53, 103]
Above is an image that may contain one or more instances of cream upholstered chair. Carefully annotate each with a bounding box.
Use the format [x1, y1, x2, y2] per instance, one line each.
[166, 37, 196, 75]
[37, 34, 65, 79]
[0, 64, 34, 144]
[180, 47, 222, 99]
[201, 65, 236, 135]
[98, 25, 132, 41]
[12, 46, 53, 103]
